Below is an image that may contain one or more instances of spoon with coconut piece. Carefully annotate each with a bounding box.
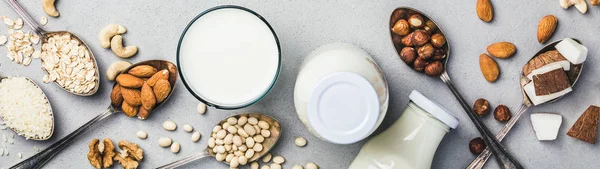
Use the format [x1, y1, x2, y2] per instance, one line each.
[390, 7, 522, 169]
[9, 60, 178, 169]
[467, 38, 584, 169]
[5, 0, 100, 96]
[0, 75, 54, 141]
[157, 113, 281, 169]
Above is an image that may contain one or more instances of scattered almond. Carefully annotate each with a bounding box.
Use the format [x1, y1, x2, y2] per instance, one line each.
[537, 15, 558, 44]
[487, 42, 516, 59]
[128, 65, 157, 78]
[479, 53, 500, 82]
[476, 0, 493, 22]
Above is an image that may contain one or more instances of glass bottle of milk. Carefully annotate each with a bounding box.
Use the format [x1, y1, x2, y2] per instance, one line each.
[349, 90, 459, 169]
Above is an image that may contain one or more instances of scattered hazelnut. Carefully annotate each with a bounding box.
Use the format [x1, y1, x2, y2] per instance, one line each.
[408, 14, 425, 28]
[469, 137, 486, 154]
[400, 47, 417, 64]
[432, 48, 446, 60]
[392, 19, 411, 36]
[418, 43, 434, 60]
[424, 61, 443, 77]
[413, 57, 429, 72]
[494, 105, 511, 122]
[431, 33, 446, 48]
[412, 30, 430, 46]
[424, 20, 437, 34]
[473, 98, 490, 116]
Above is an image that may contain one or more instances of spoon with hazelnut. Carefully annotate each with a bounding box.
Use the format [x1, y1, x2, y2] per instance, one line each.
[390, 7, 523, 169]
[157, 113, 281, 169]
[9, 60, 178, 169]
[467, 38, 584, 169]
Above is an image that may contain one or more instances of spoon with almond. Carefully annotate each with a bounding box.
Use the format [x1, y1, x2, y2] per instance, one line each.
[390, 7, 522, 169]
[9, 60, 178, 169]
[158, 113, 281, 169]
[467, 38, 585, 169]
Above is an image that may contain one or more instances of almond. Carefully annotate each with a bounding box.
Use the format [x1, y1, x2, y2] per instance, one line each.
[141, 83, 156, 111]
[147, 69, 169, 87]
[537, 15, 558, 44]
[116, 74, 144, 88]
[121, 87, 142, 106]
[121, 101, 138, 117]
[476, 0, 493, 22]
[128, 65, 158, 78]
[479, 53, 500, 82]
[487, 42, 516, 59]
[154, 79, 171, 103]
[138, 107, 150, 120]
[110, 84, 124, 107]
[592, 0, 599, 6]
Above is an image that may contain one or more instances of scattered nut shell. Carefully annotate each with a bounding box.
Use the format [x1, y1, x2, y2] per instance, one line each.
[183, 124, 193, 133]
[136, 131, 148, 139]
[158, 137, 172, 147]
[162, 120, 177, 131]
[191, 132, 201, 142]
[171, 142, 180, 153]
[295, 137, 307, 147]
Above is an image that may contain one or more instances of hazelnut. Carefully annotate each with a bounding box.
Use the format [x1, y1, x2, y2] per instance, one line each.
[400, 47, 417, 64]
[473, 98, 490, 116]
[432, 48, 446, 60]
[469, 137, 486, 154]
[392, 19, 411, 36]
[412, 30, 430, 46]
[418, 43, 434, 60]
[431, 33, 446, 48]
[401, 33, 414, 47]
[424, 20, 438, 34]
[424, 61, 443, 77]
[392, 34, 403, 45]
[408, 14, 425, 28]
[390, 9, 409, 26]
[494, 105, 511, 122]
[413, 57, 429, 72]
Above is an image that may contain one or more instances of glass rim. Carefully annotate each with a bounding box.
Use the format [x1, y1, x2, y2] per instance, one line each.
[176, 5, 282, 110]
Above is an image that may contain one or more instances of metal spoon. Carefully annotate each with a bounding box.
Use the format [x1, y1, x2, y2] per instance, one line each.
[467, 38, 584, 169]
[0, 75, 54, 140]
[9, 60, 178, 169]
[390, 7, 523, 169]
[157, 113, 281, 169]
[5, 0, 100, 96]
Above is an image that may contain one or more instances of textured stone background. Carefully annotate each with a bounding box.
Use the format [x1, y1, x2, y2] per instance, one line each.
[0, 0, 599, 168]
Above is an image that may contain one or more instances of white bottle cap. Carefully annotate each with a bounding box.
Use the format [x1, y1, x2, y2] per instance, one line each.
[307, 72, 380, 144]
[409, 90, 459, 129]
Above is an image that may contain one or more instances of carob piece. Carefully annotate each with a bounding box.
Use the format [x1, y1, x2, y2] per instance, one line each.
[567, 105, 600, 144]
[533, 68, 571, 96]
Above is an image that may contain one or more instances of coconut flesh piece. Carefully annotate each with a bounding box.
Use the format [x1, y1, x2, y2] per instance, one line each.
[526, 61, 570, 79]
[530, 113, 562, 141]
[555, 38, 588, 65]
[524, 82, 572, 106]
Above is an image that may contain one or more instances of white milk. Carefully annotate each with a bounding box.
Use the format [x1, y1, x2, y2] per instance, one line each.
[178, 8, 280, 107]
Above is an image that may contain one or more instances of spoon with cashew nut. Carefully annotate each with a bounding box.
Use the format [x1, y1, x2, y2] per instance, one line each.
[158, 113, 281, 169]
[390, 7, 522, 169]
[5, 0, 101, 96]
[467, 38, 584, 169]
[10, 60, 178, 169]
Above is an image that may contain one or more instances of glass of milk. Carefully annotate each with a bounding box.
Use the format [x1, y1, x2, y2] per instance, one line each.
[177, 6, 281, 109]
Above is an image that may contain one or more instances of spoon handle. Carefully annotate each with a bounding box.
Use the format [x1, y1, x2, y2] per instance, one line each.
[440, 72, 523, 169]
[9, 107, 115, 169]
[5, 0, 45, 35]
[467, 104, 531, 169]
[157, 151, 210, 169]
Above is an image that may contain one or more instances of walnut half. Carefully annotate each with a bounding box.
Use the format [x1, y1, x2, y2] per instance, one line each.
[87, 138, 116, 169]
[87, 139, 102, 169]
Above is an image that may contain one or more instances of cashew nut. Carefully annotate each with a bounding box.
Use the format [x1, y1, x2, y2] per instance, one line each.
[106, 61, 132, 81]
[42, 0, 59, 17]
[560, 0, 587, 13]
[111, 35, 138, 58]
[99, 24, 127, 48]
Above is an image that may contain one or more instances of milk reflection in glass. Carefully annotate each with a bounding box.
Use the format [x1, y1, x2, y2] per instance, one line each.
[179, 8, 279, 107]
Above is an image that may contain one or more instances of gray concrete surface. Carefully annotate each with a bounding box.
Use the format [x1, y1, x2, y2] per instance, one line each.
[0, 0, 599, 168]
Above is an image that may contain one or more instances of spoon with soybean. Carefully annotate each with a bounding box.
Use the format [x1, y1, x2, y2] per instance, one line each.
[390, 7, 522, 169]
[467, 38, 584, 169]
[157, 113, 281, 169]
[9, 60, 178, 169]
[5, 0, 100, 96]
[0, 75, 54, 141]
